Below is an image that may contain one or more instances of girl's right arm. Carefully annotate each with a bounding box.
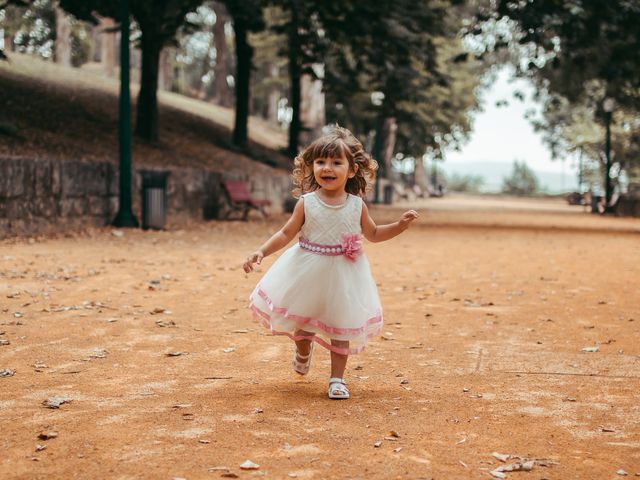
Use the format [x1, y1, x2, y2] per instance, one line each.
[243, 197, 305, 273]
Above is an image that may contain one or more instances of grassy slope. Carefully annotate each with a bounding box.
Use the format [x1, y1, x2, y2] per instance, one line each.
[0, 52, 289, 175]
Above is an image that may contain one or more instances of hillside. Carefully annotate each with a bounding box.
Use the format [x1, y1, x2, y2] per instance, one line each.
[0, 53, 290, 175]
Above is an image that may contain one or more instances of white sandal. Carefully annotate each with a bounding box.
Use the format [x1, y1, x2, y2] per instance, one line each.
[292, 342, 314, 375]
[328, 377, 350, 399]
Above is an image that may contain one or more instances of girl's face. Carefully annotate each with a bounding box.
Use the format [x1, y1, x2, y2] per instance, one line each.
[312, 153, 355, 192]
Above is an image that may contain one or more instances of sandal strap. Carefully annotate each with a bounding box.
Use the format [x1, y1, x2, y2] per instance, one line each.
[328, 377, 346, 385]
[295, 350, 312, 360]
[295, 342, 314, 360]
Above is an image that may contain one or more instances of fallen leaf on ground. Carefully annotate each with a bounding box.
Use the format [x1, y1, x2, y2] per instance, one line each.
[581, 346, 599, 353]
[239, 460, 260, 470]
[223, 347, 235, 353]
[492, 452, 510, 462]
[156, 320, 176, 327]
[491, 460, 535, 478]
[165, 352, 186, 357]
[89, 348, 107, 359]
[37, 431, 58, 440]
[0, 369, 15, 377]
[42, 397, 71, 409]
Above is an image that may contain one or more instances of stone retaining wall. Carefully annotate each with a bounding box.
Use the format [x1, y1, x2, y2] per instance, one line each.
[0, 157, 290, 238]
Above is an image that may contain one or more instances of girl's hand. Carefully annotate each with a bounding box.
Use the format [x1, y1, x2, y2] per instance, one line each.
[243, 250, 264, 273]
[399, 210, 419, 228]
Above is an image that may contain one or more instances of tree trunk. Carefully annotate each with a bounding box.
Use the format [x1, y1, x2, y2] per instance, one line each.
[232, 15, 252, 147]
[3, 30, 12, 52]
[158, 48, 174, 91]
[55, 7, 72, 67]
[299, 67, 325, 147]
[413, 155, 429, 190]
[287, 11, 301, 157]
[379, 116, 397, 179]
[266, 63, 279, 124]
[90, 22, 101, 63]
[101, 18, 117, 77]
[135, 33, 162, 142]
[212, 2, 232, 108]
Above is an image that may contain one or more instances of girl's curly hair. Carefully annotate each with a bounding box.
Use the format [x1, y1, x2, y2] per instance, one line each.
[291, 126, 378, 197]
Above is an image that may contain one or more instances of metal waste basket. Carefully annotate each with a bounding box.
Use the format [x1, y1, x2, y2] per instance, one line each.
[383, 184, 393, 205]
[591, 195, 602, 213]
[140, 170, 170, 230]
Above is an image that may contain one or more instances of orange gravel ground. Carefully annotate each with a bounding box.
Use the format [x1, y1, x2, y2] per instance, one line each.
[1, 195, 639, 480]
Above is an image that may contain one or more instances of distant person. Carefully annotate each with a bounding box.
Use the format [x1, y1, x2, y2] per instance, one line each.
[243, 126, 418, 399]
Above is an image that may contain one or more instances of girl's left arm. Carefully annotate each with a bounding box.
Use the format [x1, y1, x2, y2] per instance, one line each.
[360, 202, 418, 243]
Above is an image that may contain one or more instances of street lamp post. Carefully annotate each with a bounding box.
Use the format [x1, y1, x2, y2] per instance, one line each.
[603, 97, 615, 211]
[112, 0, 139, 228]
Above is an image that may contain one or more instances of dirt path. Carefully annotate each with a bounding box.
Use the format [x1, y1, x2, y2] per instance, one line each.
[1, 196, 639, 479]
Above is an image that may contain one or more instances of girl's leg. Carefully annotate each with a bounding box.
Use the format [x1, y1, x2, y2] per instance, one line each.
[330, 339, 349, 378]
[294, 329, 315, 359]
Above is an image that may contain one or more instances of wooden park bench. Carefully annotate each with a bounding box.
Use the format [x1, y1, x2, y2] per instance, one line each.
[221, 180, 271, 220]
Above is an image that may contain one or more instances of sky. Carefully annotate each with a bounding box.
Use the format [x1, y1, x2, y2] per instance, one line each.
[443, 66, 578, 178]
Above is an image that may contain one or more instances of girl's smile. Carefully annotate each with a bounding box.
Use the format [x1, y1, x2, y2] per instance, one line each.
[313, 155, 354, 191]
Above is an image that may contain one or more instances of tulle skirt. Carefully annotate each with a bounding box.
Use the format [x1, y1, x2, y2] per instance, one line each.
[249, 243, 383, 355]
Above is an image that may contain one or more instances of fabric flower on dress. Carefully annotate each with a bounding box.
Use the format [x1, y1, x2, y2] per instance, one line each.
[341, 233, 363, 262]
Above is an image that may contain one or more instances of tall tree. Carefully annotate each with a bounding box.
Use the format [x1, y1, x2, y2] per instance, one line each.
[54, 4, 72, 66]
[211, 1, 232, 107]
[59, 0, 204, 142]
[493, 0, 640, 201]
[221, 0, 264, 148]
[323, 1, 481, 176]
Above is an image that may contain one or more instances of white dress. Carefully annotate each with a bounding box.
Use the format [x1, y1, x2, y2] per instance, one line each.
[249, 191, 383, 355]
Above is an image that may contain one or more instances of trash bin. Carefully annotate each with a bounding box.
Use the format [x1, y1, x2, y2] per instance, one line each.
[140, 170, 170, 230]
[591, 195, 602, 214]
[383, 184, 394, 205]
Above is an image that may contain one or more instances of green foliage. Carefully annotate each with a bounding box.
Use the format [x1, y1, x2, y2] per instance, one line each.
[323, 1, 487, 158]
[496, 0, 640, 111]
[491, 0, 640, 189]
[8, 0, 56, 59]
[502, 160, 539, 196]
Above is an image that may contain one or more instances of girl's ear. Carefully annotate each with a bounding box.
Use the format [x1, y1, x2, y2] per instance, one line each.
[348, 163, 359, 179]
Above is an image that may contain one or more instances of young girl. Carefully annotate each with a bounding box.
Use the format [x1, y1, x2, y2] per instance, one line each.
[243, 126, 418, 400]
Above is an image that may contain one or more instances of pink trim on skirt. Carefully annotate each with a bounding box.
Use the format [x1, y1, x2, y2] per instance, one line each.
[250, 288, 383, 355]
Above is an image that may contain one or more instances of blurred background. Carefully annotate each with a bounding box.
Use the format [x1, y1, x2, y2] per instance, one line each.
[1, 0, 639, 235]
